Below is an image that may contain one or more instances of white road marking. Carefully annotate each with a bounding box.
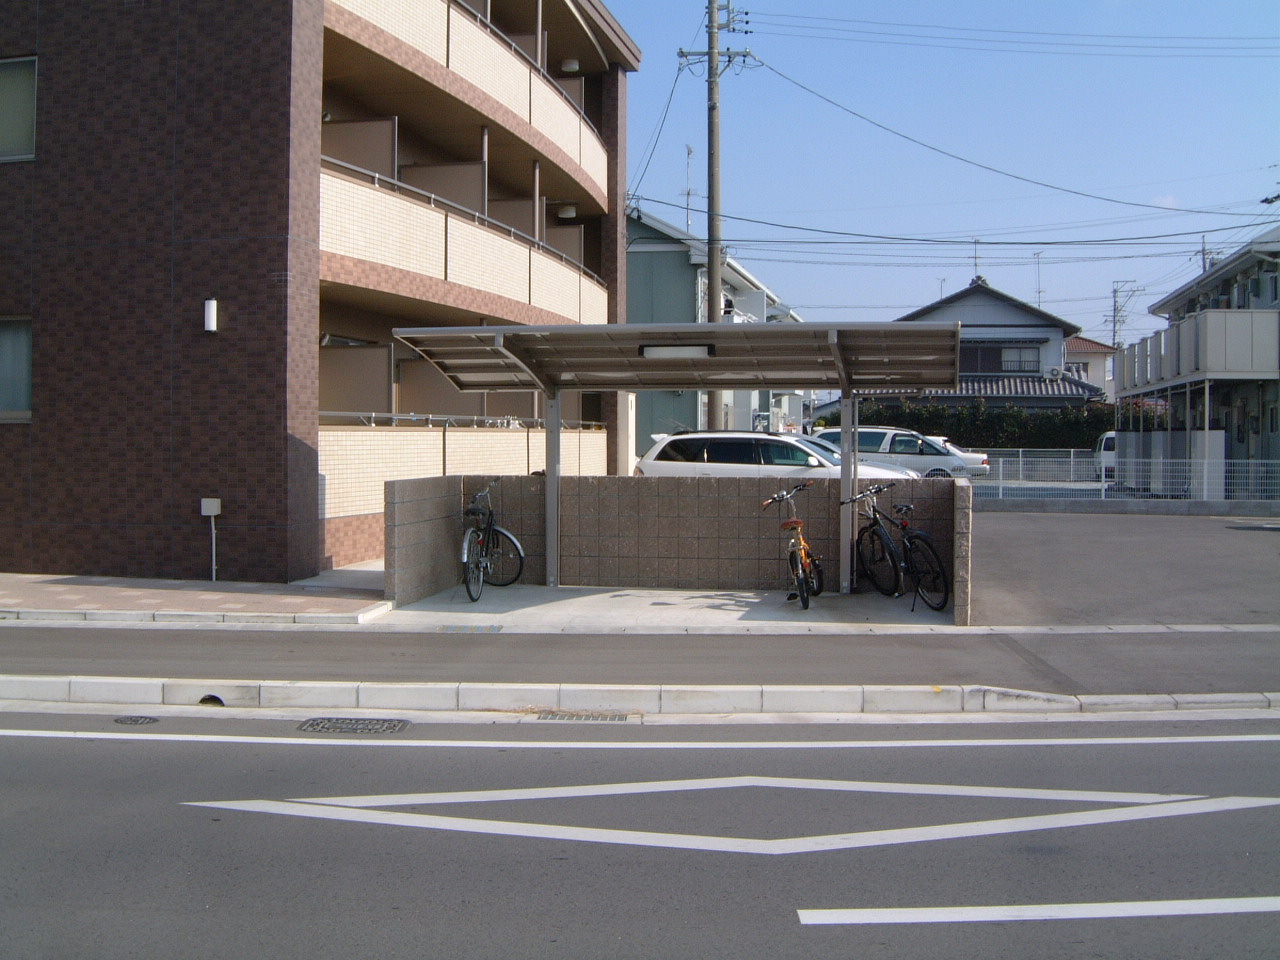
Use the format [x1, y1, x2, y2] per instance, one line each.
[295, 775, 1200, 808]
[798, 896, 1280, 925]
[3, 728, 1280, 749]
[185, 775, 1280, 856]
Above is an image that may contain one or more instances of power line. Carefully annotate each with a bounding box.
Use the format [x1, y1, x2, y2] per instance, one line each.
[630, 194, 1280, 245]
[744, 12, 1280, 58]
[746, 27, 1279, 59]
[747, 11, 1274, 44]
[757, 60, 1276, 217]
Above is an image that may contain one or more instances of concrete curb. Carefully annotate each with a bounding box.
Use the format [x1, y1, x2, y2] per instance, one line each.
[1, 675, 1278, 716]
[0, 604, 393, 625]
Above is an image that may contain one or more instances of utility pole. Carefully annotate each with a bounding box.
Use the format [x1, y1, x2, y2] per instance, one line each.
[1110, 280, 1144, 348]
[680, 2, 750, 430]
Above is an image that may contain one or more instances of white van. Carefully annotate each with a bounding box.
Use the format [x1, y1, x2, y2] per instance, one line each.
[1094, 431, 1116, 480]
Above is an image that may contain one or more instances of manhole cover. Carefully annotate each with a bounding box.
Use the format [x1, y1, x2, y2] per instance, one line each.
[298, 718, 409, 734]
[114, 716, 159, 725]
[537, 711, 631, 723]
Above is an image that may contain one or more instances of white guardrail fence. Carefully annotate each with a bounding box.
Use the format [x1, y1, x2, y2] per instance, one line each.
[974, 450, 1280, 501]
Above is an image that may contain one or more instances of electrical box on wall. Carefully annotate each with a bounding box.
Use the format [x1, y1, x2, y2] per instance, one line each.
[200, 498, 222, 517]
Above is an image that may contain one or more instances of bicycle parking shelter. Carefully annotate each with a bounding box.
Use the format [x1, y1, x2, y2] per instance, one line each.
[393, 321, 961, 593]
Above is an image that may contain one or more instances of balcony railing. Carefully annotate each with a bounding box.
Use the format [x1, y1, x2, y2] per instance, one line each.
[1118, 309, 1280, 393]
[320, 159, 608, 325]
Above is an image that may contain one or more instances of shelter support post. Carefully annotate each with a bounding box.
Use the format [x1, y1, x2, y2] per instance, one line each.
[545, 390, 561, 587]
[838, 394, 858, 593]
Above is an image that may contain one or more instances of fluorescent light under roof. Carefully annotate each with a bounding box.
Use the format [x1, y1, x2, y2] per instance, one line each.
[640, 344, 713, 360]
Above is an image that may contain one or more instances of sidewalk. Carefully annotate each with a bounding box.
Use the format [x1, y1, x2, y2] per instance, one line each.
[1, 513, 1278, 718]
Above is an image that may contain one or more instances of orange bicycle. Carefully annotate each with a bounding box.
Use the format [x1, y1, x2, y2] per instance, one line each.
[762, 481, 824, 609]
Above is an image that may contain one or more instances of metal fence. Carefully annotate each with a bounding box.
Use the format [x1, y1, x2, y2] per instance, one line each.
[974, 451, 1280, 500]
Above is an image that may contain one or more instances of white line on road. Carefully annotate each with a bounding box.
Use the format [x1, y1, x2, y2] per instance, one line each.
[3, 728, 1280, 749]
[184, 793, 1280, 856]
[294, 775, 1200, 808]
[798, 896, 1280, 925]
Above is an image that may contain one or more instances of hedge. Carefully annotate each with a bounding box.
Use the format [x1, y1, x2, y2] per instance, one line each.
[813, 399, 1143, 450]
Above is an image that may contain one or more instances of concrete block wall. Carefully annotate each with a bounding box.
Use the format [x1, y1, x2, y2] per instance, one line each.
[558, 476, 959, 594]
[386, 474, 970, 622]
[384, 476, 463, 604]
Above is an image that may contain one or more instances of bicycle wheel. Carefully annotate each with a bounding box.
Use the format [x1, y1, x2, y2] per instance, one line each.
[856, 524, 901, 596]
[484, 528, 524, 586]
[463, 527, 485, 602]
[905, 533, 949, 611]
[807, 555, 824, 597]
[788, 550, 810, 609]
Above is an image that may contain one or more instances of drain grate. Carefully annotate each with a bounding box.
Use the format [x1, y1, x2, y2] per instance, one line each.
[114, 716, 159, 725]
[298, 718, 409, 734]
[537, 711, 632, 723]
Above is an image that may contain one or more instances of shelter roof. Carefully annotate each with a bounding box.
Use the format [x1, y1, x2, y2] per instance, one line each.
[393, 321, 960, 395]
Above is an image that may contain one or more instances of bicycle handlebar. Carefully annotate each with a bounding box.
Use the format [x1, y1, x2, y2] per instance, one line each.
[839, 481, 895, 505]
[761, 480, 813, 509]
[466, 477, 501, 509]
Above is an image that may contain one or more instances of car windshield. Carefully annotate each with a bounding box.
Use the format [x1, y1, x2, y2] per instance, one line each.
[795, 435, 840, 463]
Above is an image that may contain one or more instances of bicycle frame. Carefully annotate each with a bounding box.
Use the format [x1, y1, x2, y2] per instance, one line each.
[762, 481, 824, 609]
[843, 482, 949, 612]
[461, 479, 526, 601]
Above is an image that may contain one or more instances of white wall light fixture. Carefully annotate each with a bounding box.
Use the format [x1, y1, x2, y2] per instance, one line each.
[204, 298, 218, 333]
[556, 204, 577, 220]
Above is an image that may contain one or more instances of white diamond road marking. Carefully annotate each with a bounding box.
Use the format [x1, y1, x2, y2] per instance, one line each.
[185, 775, 1280, 856]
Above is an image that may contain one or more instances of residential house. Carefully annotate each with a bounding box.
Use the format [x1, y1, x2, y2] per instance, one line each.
[625, 206, 805, 456]
[1118, 224, 1280, 464]
[0, 0, 640, 582]
[888, 276, 1103, 410]
[1064, 335, 1117, 402]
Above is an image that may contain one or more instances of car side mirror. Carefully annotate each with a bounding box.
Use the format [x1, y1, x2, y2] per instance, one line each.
[806, 456, 820, 467]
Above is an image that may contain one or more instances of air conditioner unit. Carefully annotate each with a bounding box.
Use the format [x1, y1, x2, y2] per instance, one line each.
[1047, 366, 1063, 380]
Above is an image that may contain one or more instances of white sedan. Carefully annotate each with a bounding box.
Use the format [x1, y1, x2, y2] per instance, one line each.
[929, 437, 990, 477]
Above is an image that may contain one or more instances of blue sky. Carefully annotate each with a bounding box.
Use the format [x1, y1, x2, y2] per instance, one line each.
[605, 0, 1280, 344]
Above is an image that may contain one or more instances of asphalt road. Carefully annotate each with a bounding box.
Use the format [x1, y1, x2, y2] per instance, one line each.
[1, 620, 1278, 696]
[969, 512, 1280, 627]
[3, 712, 1278, 960]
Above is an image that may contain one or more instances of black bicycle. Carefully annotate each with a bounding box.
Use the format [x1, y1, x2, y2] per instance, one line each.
[843, 482, 950, 611]
[461, 479, 525, 602]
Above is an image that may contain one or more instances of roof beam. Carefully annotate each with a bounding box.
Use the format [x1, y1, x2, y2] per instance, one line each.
[493, 332, 555, 394]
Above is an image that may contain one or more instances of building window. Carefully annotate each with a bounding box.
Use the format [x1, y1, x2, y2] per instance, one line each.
[0, 57, 36, 160]
[1001, 347, 1039, 373]
[0, 317, 32, 418]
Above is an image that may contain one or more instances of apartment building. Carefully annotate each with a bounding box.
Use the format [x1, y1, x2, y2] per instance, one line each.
[0, 0, 640, 583]
[1118, 224, 1280, 462]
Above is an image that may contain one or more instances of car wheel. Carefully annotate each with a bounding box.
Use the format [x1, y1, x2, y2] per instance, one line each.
[924, 469, 951, 478]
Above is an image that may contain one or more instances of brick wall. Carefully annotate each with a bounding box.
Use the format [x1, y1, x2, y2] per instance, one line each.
[0, 0, 325, 582]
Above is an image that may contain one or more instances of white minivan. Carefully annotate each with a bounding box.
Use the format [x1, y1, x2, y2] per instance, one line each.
[815, 426, 969, 478]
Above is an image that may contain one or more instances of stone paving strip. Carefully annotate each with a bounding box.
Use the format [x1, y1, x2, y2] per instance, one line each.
[0, 675, 1276, 716]
[0, 605, 392, 624]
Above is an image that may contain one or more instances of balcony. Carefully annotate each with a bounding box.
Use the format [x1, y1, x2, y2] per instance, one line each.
[325, 0, 608, 201]
[319, 163, 608, 326]
[1117, 310, 1280, 394]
